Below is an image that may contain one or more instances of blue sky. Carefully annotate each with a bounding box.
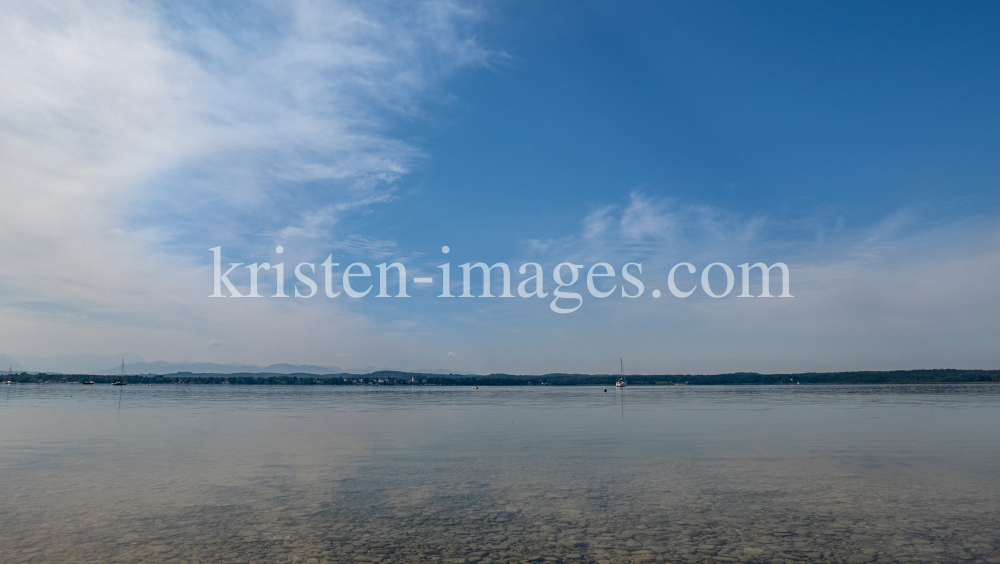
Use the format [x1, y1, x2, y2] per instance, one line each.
[412, 1, 998, 235]
[1, 1, 997, 374]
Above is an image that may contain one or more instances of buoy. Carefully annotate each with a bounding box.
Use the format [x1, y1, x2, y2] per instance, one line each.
[604, 388, 607, 393]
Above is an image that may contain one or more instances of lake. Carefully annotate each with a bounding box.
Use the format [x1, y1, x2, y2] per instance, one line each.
[1, 383, 998, 563]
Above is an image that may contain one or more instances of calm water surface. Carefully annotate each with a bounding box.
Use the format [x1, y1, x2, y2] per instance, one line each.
[1, 384, 998, 563]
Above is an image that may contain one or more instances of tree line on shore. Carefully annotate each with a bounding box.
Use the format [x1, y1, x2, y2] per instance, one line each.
[3, 369, 999, 386]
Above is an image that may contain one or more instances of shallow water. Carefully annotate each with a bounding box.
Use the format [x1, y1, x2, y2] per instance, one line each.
[1, 383, 998, 563]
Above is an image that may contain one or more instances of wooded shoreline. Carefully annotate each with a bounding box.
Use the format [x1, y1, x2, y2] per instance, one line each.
[3, 369, 998, 386]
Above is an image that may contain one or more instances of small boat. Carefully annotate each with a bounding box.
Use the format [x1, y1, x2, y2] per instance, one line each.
[111, 359, 128, 386]
[615, 357, 626, 388]
[82, 381, 94, 385]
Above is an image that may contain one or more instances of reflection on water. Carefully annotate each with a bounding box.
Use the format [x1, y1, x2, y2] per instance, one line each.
[1, 384, 999, 563]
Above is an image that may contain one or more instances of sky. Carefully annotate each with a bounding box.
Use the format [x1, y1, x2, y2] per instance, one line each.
[1, 0, 998, 375]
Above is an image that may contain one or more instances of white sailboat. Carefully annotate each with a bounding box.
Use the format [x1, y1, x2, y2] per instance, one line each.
[615, 357, 626, 388]
[112, 359, 127, 386]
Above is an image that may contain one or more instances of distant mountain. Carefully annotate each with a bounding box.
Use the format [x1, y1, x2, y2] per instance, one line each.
[0, 353, 465, 376]
[5, 353, 142, 374]
[0, 354, 23, 372]
[96, 360, 347, 375]
[113, 362, 465, 376]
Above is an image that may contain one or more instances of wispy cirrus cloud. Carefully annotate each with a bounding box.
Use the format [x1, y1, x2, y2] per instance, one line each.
[464, 191, 1000, 374]
[620, 192, 677, 240]
[574, 191, 772, 263]
[0, 0, 493, 366]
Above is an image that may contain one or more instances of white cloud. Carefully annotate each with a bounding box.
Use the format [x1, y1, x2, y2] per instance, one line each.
[582, 205, 615, 239]
[581, 191, 765, 249]
[620, 192, 675, 240]
[441, 194, 1000, 374]
[0, 0, 492, 368]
